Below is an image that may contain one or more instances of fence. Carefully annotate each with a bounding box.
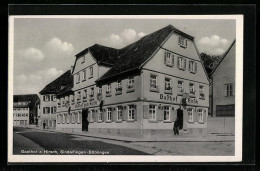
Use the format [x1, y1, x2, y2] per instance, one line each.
[207, 117, 235, 134]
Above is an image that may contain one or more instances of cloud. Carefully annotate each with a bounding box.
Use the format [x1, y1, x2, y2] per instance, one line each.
[101, 29, 147, 48]
[18, 47, 44, 61]
[14, 67, 63, 94]
[197, 35, 230, 55]
[45, 37, 74, 55]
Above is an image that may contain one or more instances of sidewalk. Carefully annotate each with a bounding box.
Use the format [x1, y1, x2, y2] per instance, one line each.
[28, 126, 235, 142]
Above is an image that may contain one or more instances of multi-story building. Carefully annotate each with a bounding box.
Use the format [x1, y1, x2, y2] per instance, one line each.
[13, 94, 40, 126]
[56, 25, 210, 138]
[39, 70, 72, 129]
[210, 40, 236, 117]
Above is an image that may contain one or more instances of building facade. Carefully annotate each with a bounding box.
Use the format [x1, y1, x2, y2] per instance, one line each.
[39, 70, 72, 129]
[55, 25, 210, 138]
[13, 94, 40, 126]
[210, 40, 235, 117]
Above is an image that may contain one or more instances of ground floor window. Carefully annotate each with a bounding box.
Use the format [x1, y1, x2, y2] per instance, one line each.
[66, 114, 70, 123]
[78, 112, 82, 123]
[62, 114, 65, 123]
[197, 109, 203, 123]
[128, 105, 135, 120]
[164, 106, 170, 121]
[149, 105, 156, 120]
[107, 108, 112, 121]
[117, 106, 123, 121]
[72, 113, 75, 123]
[98, 111, 102, 121]
[187, 108, 193, 122]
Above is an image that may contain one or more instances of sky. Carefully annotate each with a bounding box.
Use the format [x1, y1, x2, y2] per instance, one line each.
[12, 17, 236, 95]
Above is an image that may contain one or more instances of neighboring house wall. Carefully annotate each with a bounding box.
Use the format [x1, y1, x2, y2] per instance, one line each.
[212, 42, 235, 117]
[13, 106, 29, 126]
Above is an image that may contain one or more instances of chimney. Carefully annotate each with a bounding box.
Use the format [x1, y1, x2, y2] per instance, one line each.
[70, 66, 73, 73]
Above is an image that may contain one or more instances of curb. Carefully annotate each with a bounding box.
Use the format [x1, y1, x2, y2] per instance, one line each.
[27, 127, 235, 143]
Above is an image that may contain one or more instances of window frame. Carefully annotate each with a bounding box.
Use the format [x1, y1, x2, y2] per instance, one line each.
[117, 106, 123, 121]
[178, 81, 184, 93]
[128, 105, 135, 121]
[149, 104, 157, 121]
[187, 108, 194, 123]
[225, 84, 233, 96]
[89, 66, 93, 78]
[163, 106, 170, 121]
[82, 69, 86, 81]
[107, 108, 112, 121]
[197, 109, 204, 123]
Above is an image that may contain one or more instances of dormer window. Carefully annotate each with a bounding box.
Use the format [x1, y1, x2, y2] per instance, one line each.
[178, 37, 187, 48]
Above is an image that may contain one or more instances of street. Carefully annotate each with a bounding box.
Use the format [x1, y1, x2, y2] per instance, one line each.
[13, 127, 234, 156]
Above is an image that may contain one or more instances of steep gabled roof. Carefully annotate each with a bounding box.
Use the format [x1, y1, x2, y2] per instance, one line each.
[13, 94, 40, 107]
[96, 25, 194, 82]
[75, 44, 119, 66]
[39, 70, 72, 95]
[210, 39, 236, 76]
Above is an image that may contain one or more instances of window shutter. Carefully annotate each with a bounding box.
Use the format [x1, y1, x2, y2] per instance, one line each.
[195, 62, 197, 72]
[172, 54, 174, 66]
[203, 110, 207, 122]
[157, 107, 163, 122]
[143, 105, 149, 119]
[170, 108, 175, 122]
[177, 57, 180, 68]
[164, 51, 167, 64]
[134, 109, 137, 121]
[122, 107, 128, 121]
[43, 96, 45, 101]
[188, 61, 191, 71]
[184, 59, 186, 69]
[112, 109, 116, 122]
[193, 110, 198, 122]
[103, 110, 106, 122]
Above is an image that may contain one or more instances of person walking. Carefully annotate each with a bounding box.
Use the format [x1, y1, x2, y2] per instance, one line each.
[43, 120, 46, 129]
[173, 118, 179, 135]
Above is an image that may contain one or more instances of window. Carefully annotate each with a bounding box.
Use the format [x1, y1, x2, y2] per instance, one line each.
[82, 69, 86, 80]
[177, 57, 186, 69]
[90, 87, 94, 99]
[106, 84, 111, 94]
[65, 96, 69, 103]
[187, 108, 193, 122]
[91, 110, 95, 122]
[77, 112, 82, 123]
[62, 114, 65, 123]
[76, 73, 80, 83]
[199, 85, 205, 99]
[43, 107, 50, 114]
[98, 110, 102, 121]
[51, 95, 56, 101]
[128, 76, 134, 89]
[150, 74, 158, 89]
[149, 105, 156, 120]
[225, 84, 233, 96]
[164, 51, 174, 66]
[165, 77, 172, 91]
[82, 55, 85, 63]
[83, 89, 87, 100]
[77, 91, 81, 101]
[66, 114, 70, 123]
[107, 108, 112, 121]
[51, 107, 57, 114]
[116, 80, 122, 93]
[164, 106, 170, 121]
[72, 113, 75, 123]
[71, 95, 75, 103]
[117, 106, 123, 120]
[97, 87, 102, 95]
[189, 60, 197, 73]
[189, 83, 195, 94]
[178, 81, 184, 92]
[61, 98, 65, 105]
[197, 109, 204, 123]
[178, 37, 187, 48]
[44, 95, 50, 102]
[128, 105, 135, 120]
[89, 66, 93, 78]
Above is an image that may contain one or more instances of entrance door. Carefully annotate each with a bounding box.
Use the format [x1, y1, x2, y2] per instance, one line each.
[82, 109, 89, 131]
[177, 108, 183, 129]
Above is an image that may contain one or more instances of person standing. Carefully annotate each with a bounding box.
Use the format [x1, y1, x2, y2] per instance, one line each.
[43, 120, 46, 129]
[173, 118, 179, 135]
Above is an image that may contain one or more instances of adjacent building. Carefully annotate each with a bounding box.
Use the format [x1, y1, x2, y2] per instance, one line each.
[13, 94, 40, 126]
[55, 25, 210, 138]
[39, 70, 72, 129]
[210, 40, 236, 117]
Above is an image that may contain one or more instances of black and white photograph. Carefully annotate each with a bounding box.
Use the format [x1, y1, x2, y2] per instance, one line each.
[8, 15, 243, 163]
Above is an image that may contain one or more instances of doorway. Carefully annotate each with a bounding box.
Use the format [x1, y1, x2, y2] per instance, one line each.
[82, 109, 89, 131]
[177, 108, 183, 129]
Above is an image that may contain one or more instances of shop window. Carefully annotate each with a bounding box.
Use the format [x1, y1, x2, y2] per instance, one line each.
[107, 108, 112, 121]
[164, 106, 170, 121]
[89, 66, 93, 78]
[187, 108, 194, 122]
[149, 105, 156, 121]
[128, 105, 135, 120]
[117, 106, 123, 121]
[199, 85, 205, 99]
[225, 84, 233, 96]
[189, 60, 197, 73]
[177, 57, 186, 70]
[82, 69, 86, 81]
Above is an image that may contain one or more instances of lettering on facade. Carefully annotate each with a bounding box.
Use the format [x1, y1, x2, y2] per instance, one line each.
[83, 101, 98, 108]
[160, 94, 177, 102]
[187, 98, 198, 104]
